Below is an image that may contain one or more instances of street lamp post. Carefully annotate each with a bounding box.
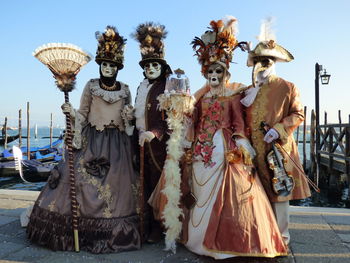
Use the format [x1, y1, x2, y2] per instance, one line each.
[315, 63, 331, 173]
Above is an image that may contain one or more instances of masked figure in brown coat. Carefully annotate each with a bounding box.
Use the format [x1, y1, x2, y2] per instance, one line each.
[132, 22, 172, 243]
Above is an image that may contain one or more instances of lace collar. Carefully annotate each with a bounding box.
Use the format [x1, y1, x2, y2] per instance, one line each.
[89, 79, 130, 103]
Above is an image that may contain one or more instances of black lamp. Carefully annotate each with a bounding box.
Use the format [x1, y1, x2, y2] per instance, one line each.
[320, 69, 331, 85]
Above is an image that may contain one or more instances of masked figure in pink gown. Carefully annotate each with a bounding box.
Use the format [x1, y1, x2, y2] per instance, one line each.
[184, 16, 288, 259]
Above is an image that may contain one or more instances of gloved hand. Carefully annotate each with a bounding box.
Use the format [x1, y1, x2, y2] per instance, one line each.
[263, 128, 279, 143]
[236, 138, 256, 165]
[72, 130, 82, 149]
[121, 104, 135, 121]
[61, 102, 75, 118]
[139, 131, 155, 146]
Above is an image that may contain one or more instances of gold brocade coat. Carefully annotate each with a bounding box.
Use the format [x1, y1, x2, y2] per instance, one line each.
[245, 76, 311, 202]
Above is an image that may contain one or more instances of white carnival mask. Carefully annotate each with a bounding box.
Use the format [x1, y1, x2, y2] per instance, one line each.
[144, 62, 162, 80]
[207, 64, 224, 88]
[101, 61, 118, 77]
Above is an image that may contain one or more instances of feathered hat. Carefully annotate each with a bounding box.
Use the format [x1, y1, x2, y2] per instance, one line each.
[247, 18, 294, 67]
[95, 25, 127, 69]
[191, 16, 240, 75]
[132, 22, 169, 69]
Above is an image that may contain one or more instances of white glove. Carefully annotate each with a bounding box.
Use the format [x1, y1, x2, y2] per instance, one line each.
[61, 102, 75, 118]
[181, 138, 192, 149]
[263, 128, 279, 143]
[72, 130, 82, 149]
[236, 138, 256, 159]
[121, 105, 135, 136]
[139, 131, 155, 146]
[121, 104, 135, 121]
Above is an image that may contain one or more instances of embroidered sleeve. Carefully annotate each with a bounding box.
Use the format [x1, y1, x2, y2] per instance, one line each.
[230, 94, 247, 139]
[273, 83, 304, 145]
[77, 80, 92, 122]
[184, 106, 197, 143]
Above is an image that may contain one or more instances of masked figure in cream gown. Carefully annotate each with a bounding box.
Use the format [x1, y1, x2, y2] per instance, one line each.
[184, 17, 288, 259]
[27, 26, 140, 253]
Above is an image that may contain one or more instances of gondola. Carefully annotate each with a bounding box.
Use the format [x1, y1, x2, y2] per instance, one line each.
[0, 134, 20, 145]
[0, 158, 57, 179]
[0, 137, 64, 162]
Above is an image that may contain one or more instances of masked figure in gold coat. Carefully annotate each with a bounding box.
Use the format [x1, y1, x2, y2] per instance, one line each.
[241, 19, 311, 245]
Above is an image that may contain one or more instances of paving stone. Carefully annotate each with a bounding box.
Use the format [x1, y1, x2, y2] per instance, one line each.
[0, 232, 31, 246]
[290, 253, 350, 263]
[290, 214, 327, 225]
[2, 245, 53, 262]
[0, 219, 23, 237]
[0, 207, 28, 217]
[0, 215, 17, 227]
[337, 233, 350, 243]
[0, 241, 27, 258]
[291, 228, 349, 253]
[323, 215, 350, 225]
[1, 190, 350, 263]
[0, 199, 34, 210]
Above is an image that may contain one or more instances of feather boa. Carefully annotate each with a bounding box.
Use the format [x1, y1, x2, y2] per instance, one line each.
[157, 93, 194, 253]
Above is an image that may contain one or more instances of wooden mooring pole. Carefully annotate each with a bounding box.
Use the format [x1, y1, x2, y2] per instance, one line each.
[19, 109, 22, 148]
[296, 126, 300, 146]
[50, 113, 53, 148]
[303, 106, 307, 170]
[27, 102, 30, 160]
[3, 117, 8, 149]
[347, 115, 350, 207]
[310, 110, 317, 185]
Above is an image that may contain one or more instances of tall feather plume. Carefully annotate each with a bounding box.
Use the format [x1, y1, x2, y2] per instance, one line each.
[258, 17, 276, 42]
[95, 25, 126, 68]
[131, 22, 167, 59]
[222, 15, 238, 36]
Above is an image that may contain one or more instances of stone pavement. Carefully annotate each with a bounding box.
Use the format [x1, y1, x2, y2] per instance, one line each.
[0, 189, 349, 263]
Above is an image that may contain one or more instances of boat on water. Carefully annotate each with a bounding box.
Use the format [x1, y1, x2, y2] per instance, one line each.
[0, 159, 56, 179]
[0, 136, 64, 181]
[0, 137, 64, 162]
[0, 134, 20, 145]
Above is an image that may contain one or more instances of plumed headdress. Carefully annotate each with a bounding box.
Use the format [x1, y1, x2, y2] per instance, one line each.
[192, 16, 240, 75]
[95, 25, 127, 69]
[247, 18, 294, 67]
[132, 22, 169, 68]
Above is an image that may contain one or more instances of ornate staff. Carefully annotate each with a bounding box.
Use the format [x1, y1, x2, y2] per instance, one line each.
[157, 69, 194, 253]
[139, 145, 145, 243]
[33, 43, 91, 252]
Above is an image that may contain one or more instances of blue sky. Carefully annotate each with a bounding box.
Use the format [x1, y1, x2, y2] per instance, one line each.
[0, 0, 349, 127]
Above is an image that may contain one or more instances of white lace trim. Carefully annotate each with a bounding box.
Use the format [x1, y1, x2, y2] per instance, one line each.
[241, 65, 276, 107]
[134, 79, 152, 131]
[89, 79, 130, 104]
[203, 84, 246, 98]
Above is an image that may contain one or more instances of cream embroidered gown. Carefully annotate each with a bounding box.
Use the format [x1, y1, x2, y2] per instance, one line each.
[27, 79, 140, 253]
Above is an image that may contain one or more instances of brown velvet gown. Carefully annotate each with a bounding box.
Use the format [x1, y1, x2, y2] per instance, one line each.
[27, 79, 140, 253]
